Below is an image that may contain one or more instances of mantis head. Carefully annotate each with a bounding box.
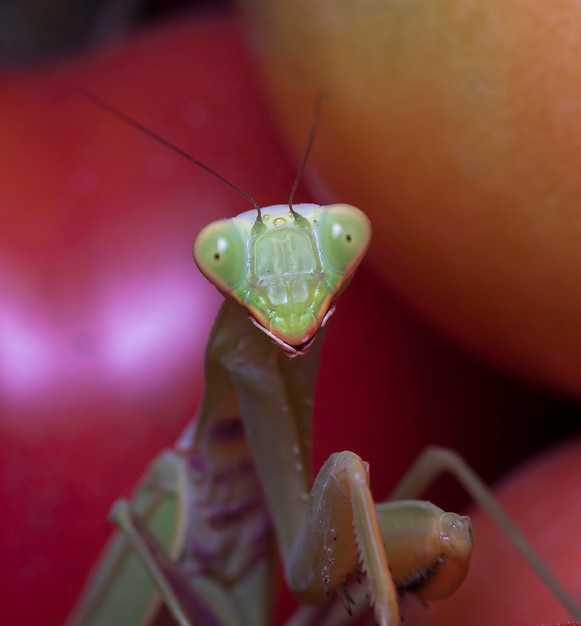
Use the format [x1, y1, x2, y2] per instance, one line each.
[193, 202, 371, 356]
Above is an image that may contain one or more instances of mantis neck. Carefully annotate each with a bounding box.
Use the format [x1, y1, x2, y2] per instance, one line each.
[182, 299, 325, 563]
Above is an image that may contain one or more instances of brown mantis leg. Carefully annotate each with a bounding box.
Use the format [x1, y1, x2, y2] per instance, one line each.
[283, 451, 400, 626]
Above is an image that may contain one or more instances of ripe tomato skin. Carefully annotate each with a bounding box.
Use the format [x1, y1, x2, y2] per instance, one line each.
[237, 0, 581, 396]
[0, 12, 574, 626]
[402, 437, 581, 626]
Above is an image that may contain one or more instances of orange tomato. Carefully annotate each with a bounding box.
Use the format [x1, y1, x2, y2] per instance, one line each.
[237, 0, 581, 395]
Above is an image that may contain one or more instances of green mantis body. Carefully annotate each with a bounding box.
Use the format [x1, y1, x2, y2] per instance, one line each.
[66, 201, 475, 626]
[67, 96, 581, 626]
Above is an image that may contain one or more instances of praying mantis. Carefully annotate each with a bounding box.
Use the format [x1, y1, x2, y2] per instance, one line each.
[66, 95, 581, 626]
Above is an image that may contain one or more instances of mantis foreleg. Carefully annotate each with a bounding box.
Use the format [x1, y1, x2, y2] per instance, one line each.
[216, 302, 473, 625]
[389, 446, 581, 619]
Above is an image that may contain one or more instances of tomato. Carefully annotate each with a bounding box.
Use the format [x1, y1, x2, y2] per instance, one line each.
[402, 437, 581, 626]
[0, 11, 574, 626]
[237, 0, 581, 395]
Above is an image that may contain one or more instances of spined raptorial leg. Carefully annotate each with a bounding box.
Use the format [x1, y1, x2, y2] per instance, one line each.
[285, 451, 401, 626]
[284, 494, 473, 626]
[284, 450, 474, 626]
[285, 445, 581, 626]
[389, 446, 581, 619]
[97, 450, 400, 626]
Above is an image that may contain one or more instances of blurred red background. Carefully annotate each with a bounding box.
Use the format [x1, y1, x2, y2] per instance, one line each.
[0, 5, 579, 626]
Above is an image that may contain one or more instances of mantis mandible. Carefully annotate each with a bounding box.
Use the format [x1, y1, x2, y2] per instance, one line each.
[66, 94, 581, 626]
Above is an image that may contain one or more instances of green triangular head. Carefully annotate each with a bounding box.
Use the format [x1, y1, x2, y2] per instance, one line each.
[193, 203, 371, 356]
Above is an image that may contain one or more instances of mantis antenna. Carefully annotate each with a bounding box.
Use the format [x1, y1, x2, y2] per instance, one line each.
[287, 93, 324, 216]
[79, 90, 324, 224]
[78, 89, 263, 218]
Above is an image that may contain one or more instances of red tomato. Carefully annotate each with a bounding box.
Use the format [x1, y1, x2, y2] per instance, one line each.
[0, 12, 574, 626]
[402, 437, 581, 626]
[237, 0, 581, 395]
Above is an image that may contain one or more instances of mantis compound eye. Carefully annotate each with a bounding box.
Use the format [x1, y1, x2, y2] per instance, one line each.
[193, 220, 248, 293]
[317, 204, 372, 277]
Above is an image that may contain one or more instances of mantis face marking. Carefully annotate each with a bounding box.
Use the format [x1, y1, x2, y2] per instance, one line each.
[193, 202, 371, 356]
